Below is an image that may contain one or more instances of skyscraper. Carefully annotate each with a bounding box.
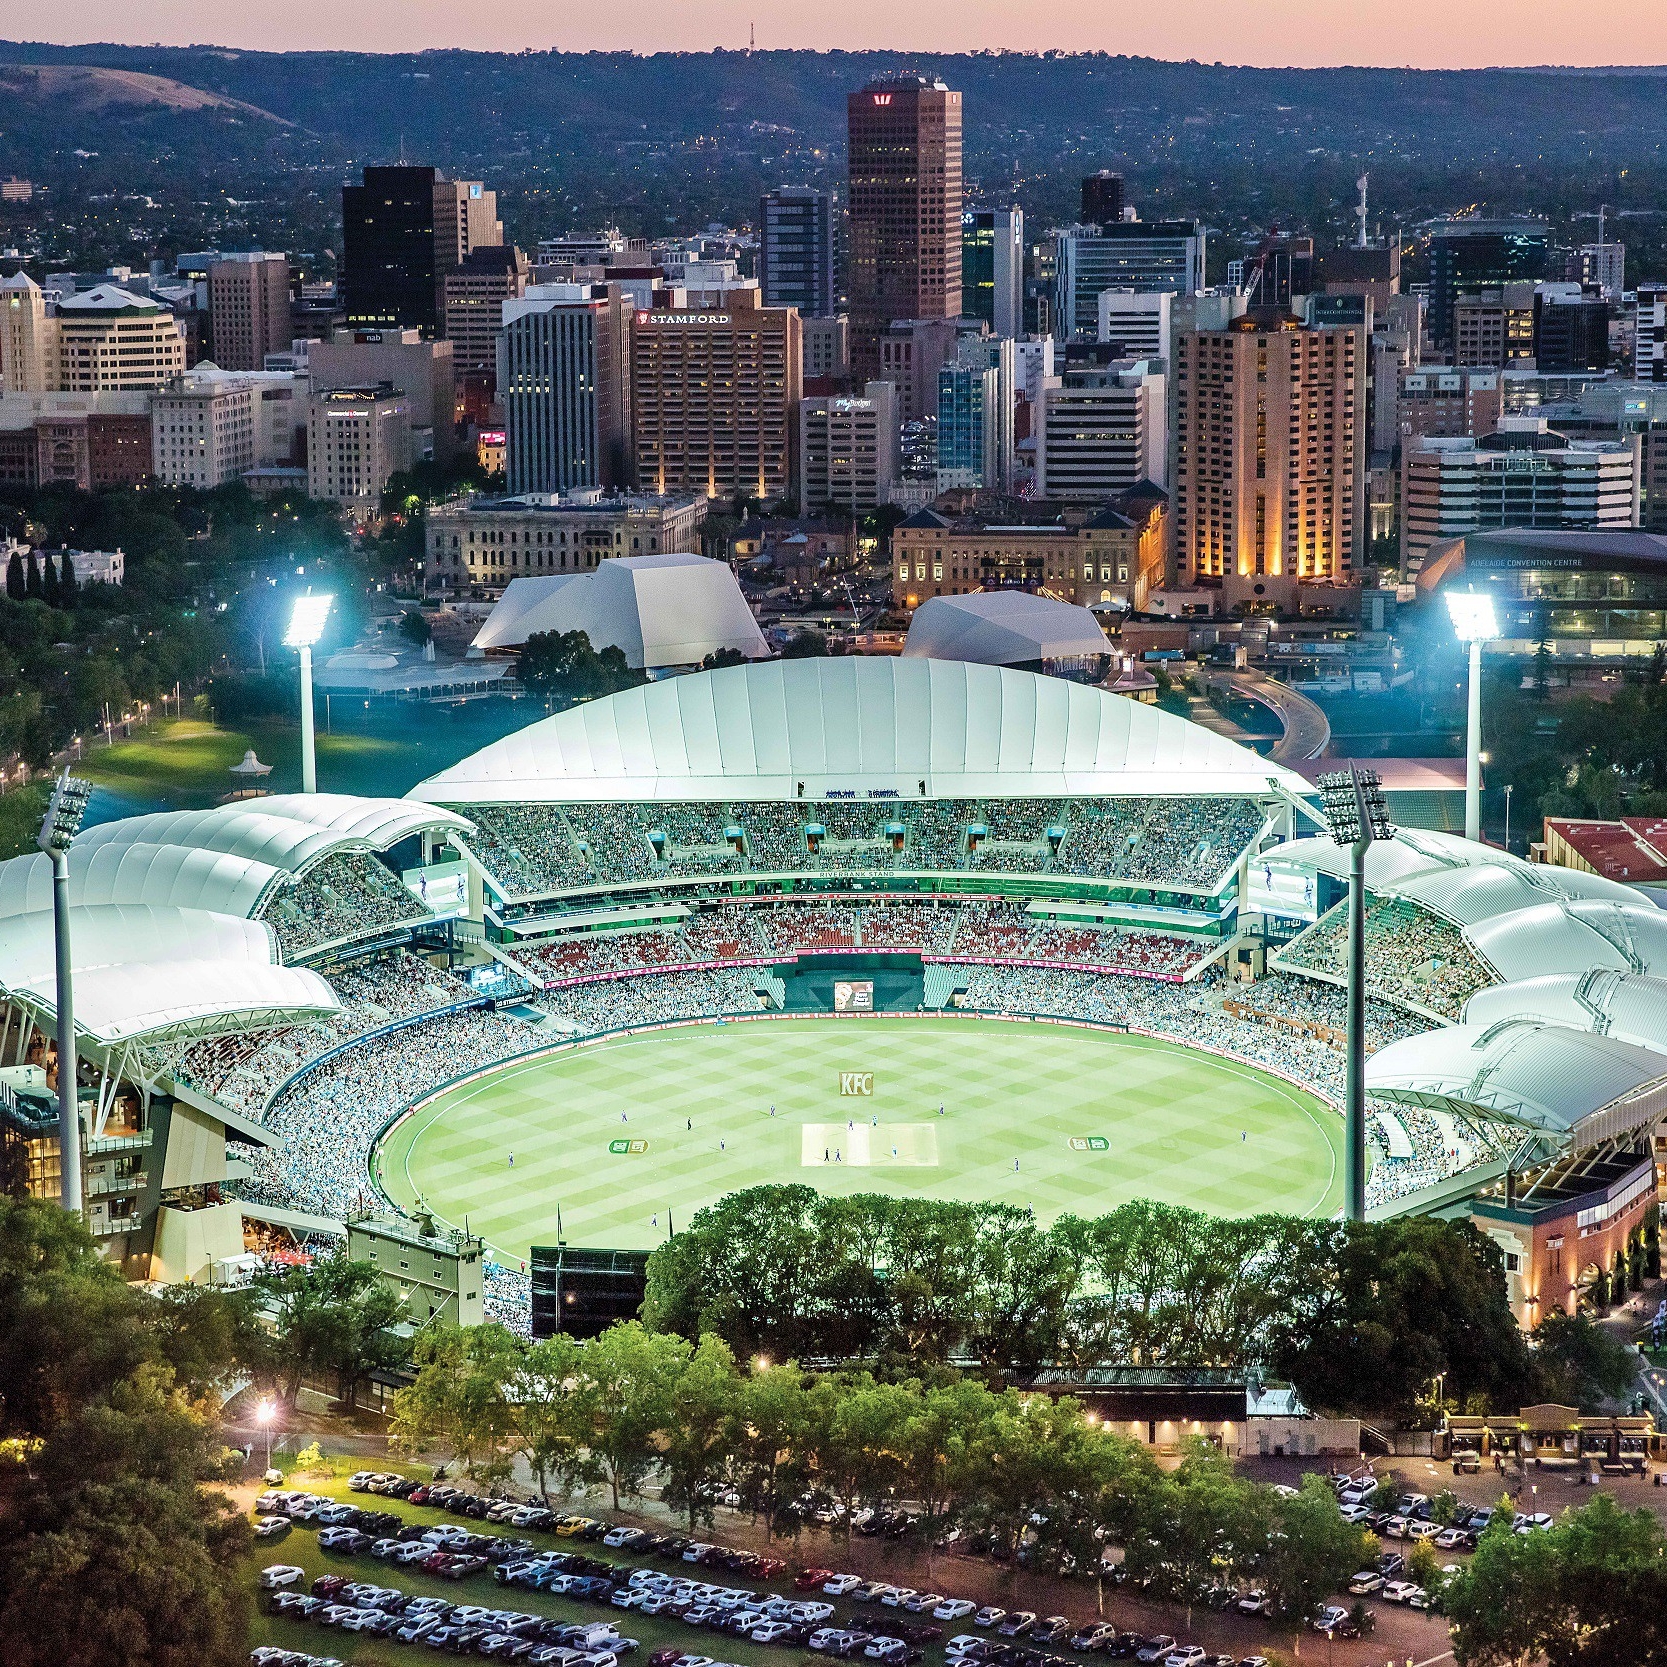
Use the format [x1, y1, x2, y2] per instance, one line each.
[1081, 171, 1125, 228]
[497, 285, 634, 496]
[1055, 221, 1205, 340]
[341, 166, 503, 335]
[961, 208, 1023, 340]
[846, 77, 963, 379]
[208, 252, 291, 370]
[1427, 220, 1551, 353]
[759, 189, 836, 318]
[1174, 310, 1365, 609]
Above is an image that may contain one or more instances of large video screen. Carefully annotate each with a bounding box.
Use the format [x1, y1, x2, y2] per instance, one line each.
[834, 979, 875, 1012]
[402, 859, 469, 922]
[1246, 857, 1320, 922]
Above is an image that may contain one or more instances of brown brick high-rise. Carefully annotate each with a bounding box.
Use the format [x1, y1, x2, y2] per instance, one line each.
[847, 77, 963, 381]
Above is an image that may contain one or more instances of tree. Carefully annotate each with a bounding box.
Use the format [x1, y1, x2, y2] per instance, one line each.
[259, 1255, 409, 1407]
[399, 608, 432, 646]
[702, 646, 750, 670]
[728, 1361, 813, 1536]
[518, 628, 646, 702]
[659, 1334, 741, 1527]
[392, 1322, 522, 1481]
[781, 627, 830, 658]
[39, 551, 59, 608]
[1446, 1494, 1667, 1666]
[55, 551, 77, 606]
[512, 1332, 593, 1501]
[573, 1321, 689, 1511]
[1262, 1474, 1373, 1632]
[4, 549, 23, 600]
[22, 552, 42, 601]
[1531, 1311, 1638, 1409]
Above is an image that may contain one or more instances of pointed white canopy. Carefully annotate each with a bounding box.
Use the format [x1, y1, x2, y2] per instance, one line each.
[409, 656, 1312, 806]
[902, 591, 1111, 666]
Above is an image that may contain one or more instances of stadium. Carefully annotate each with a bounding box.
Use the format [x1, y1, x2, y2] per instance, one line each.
[2, 657, 1664, 1331]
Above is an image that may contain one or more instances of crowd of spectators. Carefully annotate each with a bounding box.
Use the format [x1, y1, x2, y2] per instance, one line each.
[484, 1259, 533, 1336]
[1276, 893, 1497, 1018]
[150, 951, 473, 1115]
[260, 851, 431, 958]
[240, 1007, 537, 1221]
[445, 794, 1270, 895]
[680, 905, 771, 960]
[538, 967, 767, 1032]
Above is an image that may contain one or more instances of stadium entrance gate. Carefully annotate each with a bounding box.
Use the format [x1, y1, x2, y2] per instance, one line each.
[776, 954, 925, 1014]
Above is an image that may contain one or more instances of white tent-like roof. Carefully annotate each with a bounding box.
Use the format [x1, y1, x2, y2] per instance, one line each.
[410, 656, 1313, 806]
[1273, 827, 1517, 889]
[0, 905, 277, 993]
[1465, 899, 1667, 984]
[901, 591, 1110, 666]
[1367, 1019, 1667, 1148]
[1464, 970, 1667, 1057]
[1394, 859, 1638, 928]
[470, 553, 769, 668]
[0, 842, 284, 921]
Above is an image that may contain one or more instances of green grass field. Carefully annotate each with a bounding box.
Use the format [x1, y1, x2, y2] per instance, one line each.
[375, 1016, 1344, 1258]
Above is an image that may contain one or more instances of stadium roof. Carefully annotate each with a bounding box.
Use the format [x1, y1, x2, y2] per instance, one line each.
[1275, 827, 1514, 889]
[470, 552, 770, 668]
[901, 591, 1111, 666]
[0, 842, 285, 920]
[1393, 860, 1637, 927]
[1465, 899, 1667, 984]
[409, 657, 1313, 806]
[1464, 971, 1667, 1057]
[1367, 1019, 1667, 1148]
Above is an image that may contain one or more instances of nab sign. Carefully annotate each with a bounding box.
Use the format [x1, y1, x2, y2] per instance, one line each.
[839, 1072, 875, 1097]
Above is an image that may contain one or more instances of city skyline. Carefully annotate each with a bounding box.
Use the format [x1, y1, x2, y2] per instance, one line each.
[16, 3, 1667, 69]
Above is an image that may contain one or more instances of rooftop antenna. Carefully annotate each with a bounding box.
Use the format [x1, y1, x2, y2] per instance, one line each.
[748, 21, 755, 52]
[1355, 175, 1369, 250]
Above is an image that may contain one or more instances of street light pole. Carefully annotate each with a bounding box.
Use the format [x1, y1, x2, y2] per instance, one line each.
[37, 772, 92, 1215]
[1445, 590, 1499, 845]
[1504, 783, 1514, 854]
[1319, 767, 1394, 1224]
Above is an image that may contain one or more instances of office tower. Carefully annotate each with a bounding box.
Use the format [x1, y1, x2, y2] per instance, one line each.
[1097, 289, 1172, 360]
[1081, 172, 1125, 228]
[498, 286, 633, 496]
[1400, 419, 1635, 572]
[961, 208, 1023, 340]
[0, 271, 56, 391]
[1566, 241, 1624, 296]
[1396, 367, 1503, 448]
[936, 336, 1014, 493]
[1451, 284, 1536, 369]
[877, 317, 960, 424]
[55, 286, 185, 391]
[1533, 286, 1610, 375]
[1244, 235, 1313, 310]
[1637, 284, 1667, 382]
[433, 179, 503, 275]
[1055, 221, 1205, 340]
[207, 253, 290, 371]
[1428, 220, 1551, 352]
[631, 294, 801, 500]
[802, 315, 850, 381]
[442, 246, 531, 377]
[1037, 359, 1167, 500]
[309, 327, 457, 462]
[759, 189, 836, 318]
[846, 77, 963, 378]
[343, 166, 442, 332]
[1174, 310, 1365, 608]
[150, 371, 257, 487]
[307, 384, 412, 516]
[800, 382, 898, 512]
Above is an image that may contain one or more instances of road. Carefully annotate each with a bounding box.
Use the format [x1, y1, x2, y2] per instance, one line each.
[1209, 670, 1333, 764]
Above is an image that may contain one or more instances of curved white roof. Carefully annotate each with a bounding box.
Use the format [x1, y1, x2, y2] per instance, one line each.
[471, 552, 769, 668]
[0, 842, 283, 921]
[1464, 970, 1667, 1056]
[1465, 899, 1667, 983]
[409, 657, 1311, 805]
[1275, 827, 1519, 889]
[0, 906, 277, 995]
[73, 794, 469, 871]
[1367, 1019, 1667, 1146]
[1395, 860, 1638, 927]
[902, 591, 1111, 666]
[2, 958, 340, 1046]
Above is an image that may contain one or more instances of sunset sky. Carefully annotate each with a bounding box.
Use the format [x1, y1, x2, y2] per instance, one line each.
[16, 1, 1667, 70]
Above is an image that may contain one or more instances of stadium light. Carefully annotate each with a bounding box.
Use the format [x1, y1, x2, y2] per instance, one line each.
[1445, 589, 1497, 843]
[36, 771, 92, 1216]
[285, 594, 333, 793]
[1317, 767, 1393, 1225]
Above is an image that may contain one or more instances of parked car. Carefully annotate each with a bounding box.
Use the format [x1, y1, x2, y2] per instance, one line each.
[1235, 1592, 1271, 1616]
[973, 1609, 1005, 1630]
[935, 1601, 976, 1623]
[1382, 1581, 1420, 1604]
[1134, 1640, 1177, 1663]
[259, 1565, 307, 1590]
[1347, 1571, 1383, 1596]
[254, 1516, 292, 1541]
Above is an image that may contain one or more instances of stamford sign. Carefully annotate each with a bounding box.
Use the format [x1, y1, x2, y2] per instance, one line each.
[635, 313, 732, 326]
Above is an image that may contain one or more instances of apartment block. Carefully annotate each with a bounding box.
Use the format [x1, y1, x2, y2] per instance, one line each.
[441, 246, 530, 379]
[150, 373, 257, 488]
[1037, 358, 1167, 500]
[55, 286, 185, 392]
[800, 382, 898, 513]
[207, 253, 290, 371]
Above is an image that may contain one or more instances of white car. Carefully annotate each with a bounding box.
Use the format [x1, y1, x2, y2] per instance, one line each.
[750, 1623, 796, 1644]
[1339, 1503, 1371, 1524]
[944, 1637, 985, 1656]
[823, 1576, 862, 1597]
[395, 1542, 436, 1565]
[974, 1608, 1005, 1628]
[1164, 1651, 1207, 1667]
[1382, 1581, 1420, 1604]
[348, 1471, 381, 1491]
[791, 1602, 835, 1624]
[935, 1600, 976, 1622]
[258, 1564, 306, 1590]
[253, 1516, 291, 1540]
[878, 1589, 916, 1609]
[1347, 1571, 1383, 1596]
[1383, 1516, 1411, 1539]
[1236, 1591, 1271, 1616]
[1514, 1513, 1554, 1534]
[603, 1527, 641, 1548]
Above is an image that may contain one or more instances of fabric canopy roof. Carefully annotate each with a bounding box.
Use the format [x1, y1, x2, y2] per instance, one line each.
[901, 591, 1111, 666]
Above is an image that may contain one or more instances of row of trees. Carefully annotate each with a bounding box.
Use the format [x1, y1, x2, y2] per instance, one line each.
[3, 548, 82, 607]
[641, 1187, 1533, 1422]
[393, 1319, 1369, 1630]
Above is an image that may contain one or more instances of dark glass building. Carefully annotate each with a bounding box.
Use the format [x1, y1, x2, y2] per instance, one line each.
[1533, 292, 1611, 375]
[758, 188, 836, 318]
[342, 165, 440, 333]
[1081, 171, 1125, 228]
[1428, 221, 1551, 352]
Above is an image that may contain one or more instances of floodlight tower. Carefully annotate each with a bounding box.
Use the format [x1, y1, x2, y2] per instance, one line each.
[284, 594, 333, 793]
[1318, 766, 1394, 1223]
[36, 771, 92, 1214]
[1445, 589, 1499, 844]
